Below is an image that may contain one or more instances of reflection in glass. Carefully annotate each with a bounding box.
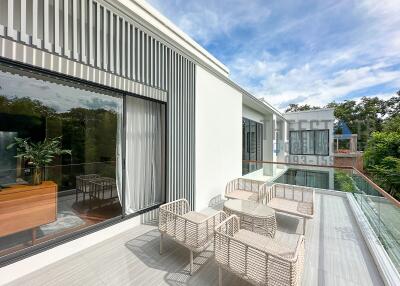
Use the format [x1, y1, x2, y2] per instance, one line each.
[0, 64, 122, 257]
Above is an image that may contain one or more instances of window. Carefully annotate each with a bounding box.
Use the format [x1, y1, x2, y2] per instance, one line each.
[315, 130, 329, 155]
[0, 62, 165, 262]
[289, 131, 302, 155]
[289, 130, 329, 156]
[302, 131, 315, 155]
[242, 118, 263, 175]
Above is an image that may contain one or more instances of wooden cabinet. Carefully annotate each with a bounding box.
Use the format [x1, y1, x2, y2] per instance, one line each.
[0, 181, 57, 243]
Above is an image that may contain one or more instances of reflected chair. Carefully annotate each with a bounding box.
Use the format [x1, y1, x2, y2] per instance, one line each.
[75, 174, 100, 203]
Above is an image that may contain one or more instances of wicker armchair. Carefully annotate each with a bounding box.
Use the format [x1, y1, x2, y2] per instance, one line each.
[214, 215, 304, 286]
[262, 183, 315, 234]
[225, 178, 266, 202]
[159, 199, 226, 275]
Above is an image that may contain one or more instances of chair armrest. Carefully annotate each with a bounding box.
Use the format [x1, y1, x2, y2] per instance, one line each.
[215, 215, 240, 237]
[159, 199, 189, 216]
[225, 178, 239, 195]
[259, 182, 274, 203]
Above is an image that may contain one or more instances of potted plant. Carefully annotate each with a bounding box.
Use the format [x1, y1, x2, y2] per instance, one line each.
[7, 136, 71, 185]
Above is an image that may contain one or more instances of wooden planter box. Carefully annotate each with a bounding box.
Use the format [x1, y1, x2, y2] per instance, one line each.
[0, 181, 57, 243]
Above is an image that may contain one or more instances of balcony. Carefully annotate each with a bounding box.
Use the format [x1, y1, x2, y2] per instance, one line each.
[5, 187, 396, 285]
[1, 162, 399, 285]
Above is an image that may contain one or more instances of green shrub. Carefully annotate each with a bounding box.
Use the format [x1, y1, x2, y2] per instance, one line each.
[334, 170, 358, 193]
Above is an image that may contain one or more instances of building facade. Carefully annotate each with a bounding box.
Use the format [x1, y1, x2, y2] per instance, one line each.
[0, 0, 333, 275]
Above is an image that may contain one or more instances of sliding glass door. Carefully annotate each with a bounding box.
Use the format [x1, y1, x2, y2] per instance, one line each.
[242, 118, 263, 175]
[0, 62, 166, 263]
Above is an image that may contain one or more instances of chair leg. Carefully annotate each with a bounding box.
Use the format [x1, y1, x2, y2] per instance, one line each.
[160, 233, 163, 255]
[190, 250, 193, 275]
[303, 218, 307, 235]
[219, 266, 222, 286]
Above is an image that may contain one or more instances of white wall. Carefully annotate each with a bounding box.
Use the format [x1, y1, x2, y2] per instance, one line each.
[195, 66, 242, 210]
[242, 105, 264, 123]
[284, 109, 335, 166]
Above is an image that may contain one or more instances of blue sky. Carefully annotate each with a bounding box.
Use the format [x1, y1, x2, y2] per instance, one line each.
[148, 0, 400, 110]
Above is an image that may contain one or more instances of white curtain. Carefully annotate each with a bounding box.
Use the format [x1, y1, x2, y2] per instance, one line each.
[302, 131, 315, 155]
[116, 100, 123, 205]
[290, 131, 301, 154]
[123, 96, 165, 214]
[315, 130, 329, 155]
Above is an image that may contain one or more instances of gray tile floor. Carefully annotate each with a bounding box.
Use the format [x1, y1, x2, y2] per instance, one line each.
[5, 193, 383, 286]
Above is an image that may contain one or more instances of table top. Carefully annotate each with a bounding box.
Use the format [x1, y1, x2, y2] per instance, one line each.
[224, 199, 275, 218]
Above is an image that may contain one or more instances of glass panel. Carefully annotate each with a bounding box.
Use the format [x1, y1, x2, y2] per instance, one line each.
[315, 130, 329, 155]
[242, 118, 263, 175]
[244, 160, 400, 272]
[0, 64, 122, 258]
[302, 130, 314, 154]
[289, 131, 301, 155]
[242, 118, 250, 175]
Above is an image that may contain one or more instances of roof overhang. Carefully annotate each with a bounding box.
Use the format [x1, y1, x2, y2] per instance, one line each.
[242, 92, 285, 120]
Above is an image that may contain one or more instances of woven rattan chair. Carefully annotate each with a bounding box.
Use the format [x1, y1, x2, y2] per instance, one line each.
[262, 183, 315, 234]
[75, 174, 100, 203]
[225, 178, 266, 202]
[159, 199, 226, 275]
[214, 215, 304, 286]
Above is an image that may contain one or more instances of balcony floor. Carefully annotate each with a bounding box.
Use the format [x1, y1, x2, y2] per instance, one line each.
[5, 192, 383, 286]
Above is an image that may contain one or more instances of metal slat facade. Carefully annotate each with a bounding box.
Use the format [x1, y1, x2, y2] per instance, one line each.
[0, 0, 196, 208]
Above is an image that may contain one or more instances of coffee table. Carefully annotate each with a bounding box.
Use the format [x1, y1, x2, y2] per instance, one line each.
[223, 199, 276, 238]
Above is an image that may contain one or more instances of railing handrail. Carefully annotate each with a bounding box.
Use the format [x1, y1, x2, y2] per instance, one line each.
[243, 159, 400, 208]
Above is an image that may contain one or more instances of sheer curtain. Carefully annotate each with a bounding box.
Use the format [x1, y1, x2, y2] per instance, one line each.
[315, 130, 329, 155]
[290, 131, 301, 154]
[116, 100, 123, 205]
[302, 131, 315, 154]
[123, 96, 165, 214]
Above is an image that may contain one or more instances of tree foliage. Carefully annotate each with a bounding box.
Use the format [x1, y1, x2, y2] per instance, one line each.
[285, 103, 320, 113]
[363, 132, 400, 197]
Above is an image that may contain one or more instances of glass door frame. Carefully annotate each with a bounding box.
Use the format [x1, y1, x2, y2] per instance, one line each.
[0, 57, 167, 267]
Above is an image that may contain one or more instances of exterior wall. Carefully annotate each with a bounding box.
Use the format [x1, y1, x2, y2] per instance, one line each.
[242, 105, 264, 123]
[0, 0, 197, 207]
[284, 109, 335, 166]
[195, 65, 242, 210]
[115, 0, 229, 77]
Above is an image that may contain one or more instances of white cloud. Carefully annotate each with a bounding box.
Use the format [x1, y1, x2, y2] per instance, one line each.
[148, 0, 271, 44]
[148, 0, 400, 110]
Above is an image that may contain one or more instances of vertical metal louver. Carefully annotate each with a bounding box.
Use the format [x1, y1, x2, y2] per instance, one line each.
[0, 0, 196, 208]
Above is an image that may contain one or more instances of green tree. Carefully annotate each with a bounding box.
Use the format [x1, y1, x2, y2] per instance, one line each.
[385, 90, 400, 118]
[285, 103, 320, 113]
[364, 132, 400, 197]
[326, 97, 386, 150]
[383, 115, 400, 133]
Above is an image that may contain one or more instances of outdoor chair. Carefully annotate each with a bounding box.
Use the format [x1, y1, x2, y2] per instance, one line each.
[214, 215, 304, 286]
[262, 183, 315, 234]
[75, 174, 100, 203]
[158, 199, 227, 275]
[225, 178, 266, 202]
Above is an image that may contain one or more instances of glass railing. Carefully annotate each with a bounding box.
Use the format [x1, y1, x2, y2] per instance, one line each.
[242, 160, 400, 272]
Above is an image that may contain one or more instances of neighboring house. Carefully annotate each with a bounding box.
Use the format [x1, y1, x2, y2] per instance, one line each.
[0, 0, 334, 274]
[284, 108, 335, 166]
